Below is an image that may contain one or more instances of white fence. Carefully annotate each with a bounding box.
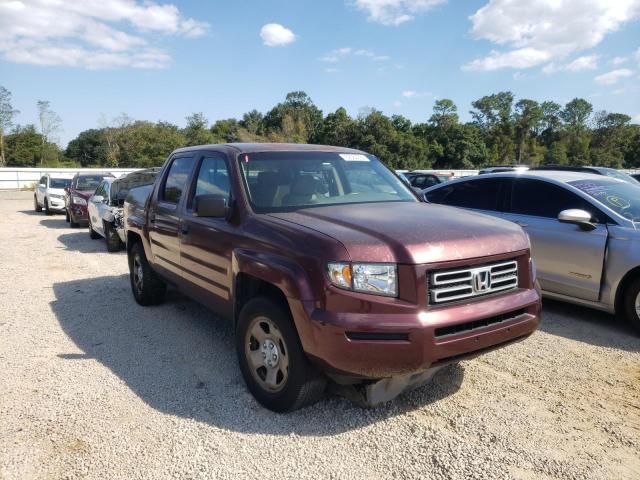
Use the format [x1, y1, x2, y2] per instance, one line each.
[0, 167, 141, 190]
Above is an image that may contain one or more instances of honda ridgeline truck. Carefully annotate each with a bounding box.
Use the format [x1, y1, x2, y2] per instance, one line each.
[124, 144, 541, 412]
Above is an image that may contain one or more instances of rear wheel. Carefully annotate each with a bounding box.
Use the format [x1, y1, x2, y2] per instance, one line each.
[236, 297, 326, 412]
[128, 241, 166, 306]
[105, 222, 123, 252]
[623, 278, 640, 334]
[34, 196, 42, 212]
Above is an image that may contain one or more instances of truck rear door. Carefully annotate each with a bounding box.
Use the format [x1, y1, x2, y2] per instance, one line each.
[147, 155, 195, 283]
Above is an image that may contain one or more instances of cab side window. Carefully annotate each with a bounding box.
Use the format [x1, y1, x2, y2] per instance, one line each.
[194, 157, 230, 199]
[162, 156, 194, 204]
[40, 176, 47, 186]
[426, 179, 502, 211]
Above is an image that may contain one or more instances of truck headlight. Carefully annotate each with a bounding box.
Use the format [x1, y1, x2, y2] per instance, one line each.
[327, 262, 398, 297]
[72, 196, 87, 206]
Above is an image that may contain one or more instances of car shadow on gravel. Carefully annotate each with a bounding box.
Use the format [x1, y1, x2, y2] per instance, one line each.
[51, 275, 464, 435]
[39, 217, 70, 229]
[56, 231, 122, 254]
[18, 209, 43, 216]
[540, 299, 640, 352]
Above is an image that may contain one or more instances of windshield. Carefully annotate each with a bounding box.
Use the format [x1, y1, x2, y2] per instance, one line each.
[50, 178, 70, 189]
[238, 151, 416, 213]
[597, 168, 640, 185]
[75, 175, 107, 190]
[569, 179, 640, 222]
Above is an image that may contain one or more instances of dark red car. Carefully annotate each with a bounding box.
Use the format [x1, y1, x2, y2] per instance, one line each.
[125, 144, 541, 412]
[65, 172, 114, 227]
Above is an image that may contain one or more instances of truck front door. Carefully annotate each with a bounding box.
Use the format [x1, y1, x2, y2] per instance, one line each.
[178, 153, 235, 318]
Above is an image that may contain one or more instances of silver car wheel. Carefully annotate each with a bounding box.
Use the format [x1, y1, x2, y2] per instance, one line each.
[245, 316, 289, 392]
[133, 255, 144, 293]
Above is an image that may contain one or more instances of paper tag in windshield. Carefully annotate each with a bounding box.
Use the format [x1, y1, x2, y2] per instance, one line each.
[339, 154, 369, 162]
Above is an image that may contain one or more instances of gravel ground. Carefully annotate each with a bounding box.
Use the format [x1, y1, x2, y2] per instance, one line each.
[1, 190, 639, 480]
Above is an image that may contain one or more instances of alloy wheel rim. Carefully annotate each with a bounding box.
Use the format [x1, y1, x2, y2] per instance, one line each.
[133, 255, 144, 293]
[245, 316, 289, 392]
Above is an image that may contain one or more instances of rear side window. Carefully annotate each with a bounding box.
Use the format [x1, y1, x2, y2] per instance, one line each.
[162, 156, 194, 204]
[509, 179, 597, 219]
[426, 179, 501, 211]
[410, 175, 438, 189]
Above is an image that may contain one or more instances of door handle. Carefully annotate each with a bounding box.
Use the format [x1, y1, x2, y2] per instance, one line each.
[180, 224, 189, 235]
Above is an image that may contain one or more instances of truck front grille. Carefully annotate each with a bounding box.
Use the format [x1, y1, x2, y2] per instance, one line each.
[429, 260, 518, 305]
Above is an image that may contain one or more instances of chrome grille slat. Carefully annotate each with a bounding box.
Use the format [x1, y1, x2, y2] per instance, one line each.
[429, 260, 518, 305]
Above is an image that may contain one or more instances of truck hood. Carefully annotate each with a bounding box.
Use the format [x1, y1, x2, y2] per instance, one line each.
[74, 190, 94, 199]
[267, 202, 529, 264]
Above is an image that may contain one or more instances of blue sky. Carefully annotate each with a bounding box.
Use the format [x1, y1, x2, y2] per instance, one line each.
[1, 0, 639, 146]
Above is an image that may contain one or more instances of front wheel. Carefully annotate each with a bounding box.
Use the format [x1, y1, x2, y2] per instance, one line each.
[44, 198, 52, 215]
[128, 241, 166, 306]
[34, 196, 42, 212]
[105, 222, 123, 252]
[236, 297, 326, 412]
[88, 218, 101, 239]
[623, 278, 640, 334]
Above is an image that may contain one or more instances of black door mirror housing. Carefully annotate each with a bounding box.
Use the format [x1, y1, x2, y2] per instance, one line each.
[194, 194, 229, 218]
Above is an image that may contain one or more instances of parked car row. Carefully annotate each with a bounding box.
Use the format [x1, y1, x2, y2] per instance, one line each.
[31, 148, 639, 413]
[33, 169, 160, 253]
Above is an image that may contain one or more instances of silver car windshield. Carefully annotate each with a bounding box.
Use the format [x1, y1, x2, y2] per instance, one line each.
[569, 179, 640, 222]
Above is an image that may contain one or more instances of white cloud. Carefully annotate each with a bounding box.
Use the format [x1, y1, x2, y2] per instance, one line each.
[611, 56, 629, 65]
[320, 47, 390, 63]
[513, 71, 525, 80]
[594, 68, 634, 84]
[0, 0, 208, 69]
[393, 101, 403, 107]
[542, 54, 599, 74]
[402, 90, 431, 98]
[260, 23, 296, 47]
[351, 0, 446, 26]
[325, 67, 339, 73]
[464, 0, 640, 71]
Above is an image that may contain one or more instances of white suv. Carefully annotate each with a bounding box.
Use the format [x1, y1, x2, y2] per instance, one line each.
[34, 173, 74, 215]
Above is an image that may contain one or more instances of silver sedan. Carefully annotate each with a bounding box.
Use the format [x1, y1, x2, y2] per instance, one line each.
[423, 171, 640, 333]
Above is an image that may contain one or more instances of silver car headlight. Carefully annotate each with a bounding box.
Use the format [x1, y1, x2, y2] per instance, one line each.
[327, 262, 398, 297]
[50, 193, 63, 199]
[72, 196, 87, 205]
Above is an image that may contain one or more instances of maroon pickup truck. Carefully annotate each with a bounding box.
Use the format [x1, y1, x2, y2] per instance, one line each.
[124, 143, 541, 412]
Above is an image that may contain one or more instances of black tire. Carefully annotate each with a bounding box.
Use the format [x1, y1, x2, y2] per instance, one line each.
[105, 222, 123, 252]
[65, 209, 70, 222]
[623, 278, 640, 333]
[236, 296, 326, 412]
[128, 241, 166, 306]
[34, 196, 42, 212]
[44, 198, 52, 215]
[88, 218, 101, 239]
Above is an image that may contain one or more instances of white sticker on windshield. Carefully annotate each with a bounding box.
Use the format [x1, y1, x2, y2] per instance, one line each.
[339, 154, 369, 162]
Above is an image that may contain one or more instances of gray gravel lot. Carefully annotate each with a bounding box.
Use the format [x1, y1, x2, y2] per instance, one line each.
[1, 190, 639, 480]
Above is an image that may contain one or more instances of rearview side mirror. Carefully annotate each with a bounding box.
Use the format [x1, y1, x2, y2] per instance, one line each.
[558, 209, 596, 231]
[194, 194, 228, 218]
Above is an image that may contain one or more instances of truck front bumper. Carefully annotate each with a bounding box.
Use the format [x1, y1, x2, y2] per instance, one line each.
[291, 288, 541, 379]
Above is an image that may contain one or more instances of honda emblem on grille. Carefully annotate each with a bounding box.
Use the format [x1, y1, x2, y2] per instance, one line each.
[472, 268, 491, 292]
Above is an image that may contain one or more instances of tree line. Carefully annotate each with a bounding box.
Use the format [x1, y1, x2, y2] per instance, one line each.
[1, 87, 639, 170]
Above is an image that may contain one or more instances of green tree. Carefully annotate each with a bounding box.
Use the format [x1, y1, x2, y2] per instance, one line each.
[37, 100, 62, 165]
[184, 113, 215, 146]
[5, 124, 46, 166]
[264, 91, 323, 143]
[561, 98, 593, 165]
[66, 129, 108, 166]
[513, 99, 543, 164]
[0, 86, 20, 167]
[471, 92, 515, 163]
